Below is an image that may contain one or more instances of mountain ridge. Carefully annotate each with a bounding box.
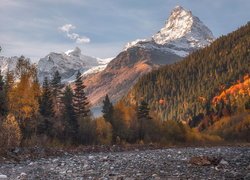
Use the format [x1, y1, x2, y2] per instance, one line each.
[0, 47, 113, 83]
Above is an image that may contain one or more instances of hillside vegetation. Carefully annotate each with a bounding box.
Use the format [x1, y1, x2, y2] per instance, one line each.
[126, 23, 250, 123]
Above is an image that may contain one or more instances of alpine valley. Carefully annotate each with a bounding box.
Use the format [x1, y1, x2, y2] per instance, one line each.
[0, 3, 250, 179]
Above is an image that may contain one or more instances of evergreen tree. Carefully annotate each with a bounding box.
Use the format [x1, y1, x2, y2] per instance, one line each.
[51, 71, 62, 115]
[102, 94, 113, 123]
[38, 77, 54, 136]
[0, 70, 7, 116]
[73, 71, 90, 118]
[0, 70, 4, 91]
[137, 100, 151, 140]
[5, 70, 14, 93]
[39, 77, 54, 117]
[61, 86, 78, 143]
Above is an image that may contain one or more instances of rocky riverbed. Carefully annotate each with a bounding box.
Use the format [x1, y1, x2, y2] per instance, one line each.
[0, 146, 249, 179]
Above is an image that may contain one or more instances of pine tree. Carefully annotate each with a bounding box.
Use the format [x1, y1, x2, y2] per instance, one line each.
[61, 86, 78, 143]
[102, 94, 113, 123]
[5, 70, 14, 93]
[137, 100, 151, 140]
[39, 77, 54, 117]
[73, 71, 90, 118]
[51, 71, 62, 115]
[38, 77, 54, 136]
[0, 70, 7, 117]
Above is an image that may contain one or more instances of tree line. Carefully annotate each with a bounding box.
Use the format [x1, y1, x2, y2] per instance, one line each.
[1, 56, 209, 153]
[0, 56, 187, 152]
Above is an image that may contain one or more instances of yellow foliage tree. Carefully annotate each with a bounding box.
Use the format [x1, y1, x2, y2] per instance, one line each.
[7, 57, 40, 139]
[8, 57, 40, 118]
[95, 117, 112, 145]
[0, 114, 22, 153]
[8, 75, 40, 119]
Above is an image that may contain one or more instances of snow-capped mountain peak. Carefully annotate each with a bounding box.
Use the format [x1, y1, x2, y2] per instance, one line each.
[152, 5, 194, 44]
[124, 6, 214, 56]
[152, 5, 214, 46]
[38, 47, 112, 83]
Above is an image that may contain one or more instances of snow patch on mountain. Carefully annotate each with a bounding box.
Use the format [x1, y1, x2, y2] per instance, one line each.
[124, 39, 148, 51]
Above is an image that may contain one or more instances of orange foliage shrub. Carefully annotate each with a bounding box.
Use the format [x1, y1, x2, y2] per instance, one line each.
[212, 75, 250, 104]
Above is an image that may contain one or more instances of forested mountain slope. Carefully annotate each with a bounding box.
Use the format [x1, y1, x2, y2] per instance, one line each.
[126, 23, 250, 122]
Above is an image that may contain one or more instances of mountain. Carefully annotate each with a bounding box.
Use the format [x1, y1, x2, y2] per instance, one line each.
[0, 47, 112, 83]
[0, 56, 19, 74]
[125, 23, 250, 122]
[124, 6, 214, 56]
[83, 6, 214, 109]
[38, 47, 112, 83]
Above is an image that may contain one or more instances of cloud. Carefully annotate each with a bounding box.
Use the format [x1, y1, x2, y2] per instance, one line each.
[59, 24, 75, 32]
[59, 24, 90, 44]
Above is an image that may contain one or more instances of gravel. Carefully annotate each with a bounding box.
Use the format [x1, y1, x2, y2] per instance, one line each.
[0, 146, 249, 179]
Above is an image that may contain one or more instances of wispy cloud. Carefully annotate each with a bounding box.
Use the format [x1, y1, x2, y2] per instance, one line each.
[59, 24, 90, 44]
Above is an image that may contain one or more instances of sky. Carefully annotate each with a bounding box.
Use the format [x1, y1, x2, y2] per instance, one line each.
[0, 0, 249, 62]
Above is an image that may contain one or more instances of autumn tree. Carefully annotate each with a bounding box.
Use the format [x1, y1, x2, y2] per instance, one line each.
[7, 56, 40, 140]
[95, 117, 112, 145]
[0, 114, 22, 152]
[111, 102, 130, 143]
